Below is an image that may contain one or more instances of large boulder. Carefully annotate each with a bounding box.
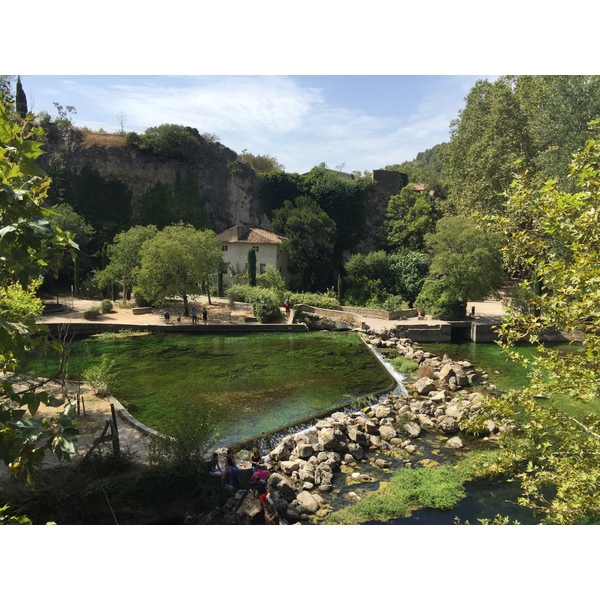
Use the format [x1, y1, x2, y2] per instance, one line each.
[414, 377, 437, 396]
[317, 427, 349, 454]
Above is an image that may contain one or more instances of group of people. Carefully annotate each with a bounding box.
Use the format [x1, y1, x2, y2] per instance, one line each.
[164, 307, 208, 324]
[208, 447, 280, 525]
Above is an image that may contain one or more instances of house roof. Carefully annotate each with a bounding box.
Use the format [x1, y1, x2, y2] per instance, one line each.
[218, 225, 286, 245]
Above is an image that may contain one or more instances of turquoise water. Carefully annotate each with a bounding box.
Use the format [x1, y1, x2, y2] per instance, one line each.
[422, 341, 581, 391]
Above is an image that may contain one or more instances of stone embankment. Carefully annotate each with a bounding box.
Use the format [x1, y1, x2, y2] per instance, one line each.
[197, 331, 499, 525]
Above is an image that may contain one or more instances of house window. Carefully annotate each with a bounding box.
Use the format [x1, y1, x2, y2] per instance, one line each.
[259, 263, 266, 274]
[222, 245, 228, 251]
[253, 246, 259, 252]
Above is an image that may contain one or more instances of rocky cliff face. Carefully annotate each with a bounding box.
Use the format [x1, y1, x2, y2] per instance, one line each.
[39, 130, 269, 233]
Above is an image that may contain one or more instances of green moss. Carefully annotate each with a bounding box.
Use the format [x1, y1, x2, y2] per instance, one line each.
[324, 460, 476, 525]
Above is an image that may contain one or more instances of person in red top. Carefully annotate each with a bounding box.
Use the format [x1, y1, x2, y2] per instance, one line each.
[250, 465, 269, 503]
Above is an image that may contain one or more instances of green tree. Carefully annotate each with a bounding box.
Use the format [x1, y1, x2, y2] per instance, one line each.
[343, 251, 392, 306]
[136, 223, 223, 315]
[93, 225, 158, 304]
[446, 77, 534, 217]
[258, 171, 302, 219]
[523, 75, 600, 188]
[137, 124, 200, 159]
[388, 250, 429, 308]
[48, 203, 95, 295]
[381, 186, 441, 252]
[247, 247, 257, 286]
[0, 97, 78, 485]
[239, 150, 285, 173]
[468, 130, 600, 524]
[272, 196, 337, 292]
[15, 76, 27, 119]
[300, 166, 371, 258]
[385, 142, 449, 198]
[415, 216, 503, 319]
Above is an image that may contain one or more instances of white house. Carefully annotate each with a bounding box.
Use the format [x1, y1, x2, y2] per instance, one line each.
[218, 225, 290, 286]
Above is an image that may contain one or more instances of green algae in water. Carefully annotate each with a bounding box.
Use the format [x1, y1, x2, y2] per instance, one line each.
[31, 332, 394, 446]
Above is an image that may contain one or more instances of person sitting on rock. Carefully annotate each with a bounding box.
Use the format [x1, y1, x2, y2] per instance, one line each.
[208, 452, 226, 484]
[225, 448, 241, 487]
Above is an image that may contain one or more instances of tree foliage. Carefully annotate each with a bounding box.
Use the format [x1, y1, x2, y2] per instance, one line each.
[272, 196, 337, 292]
[469, 130, 600, 523]
[415, 216, 503, 319]
[381, 186, 441, 252]
[446, 77, 534, 217]
[15, 76, 27, 119]
[239, 150, 284, 173]
[93, 224, 158, 304]
[247, 247, 257, 287]
[132, 124, 201, 159]
[136, 223, 223, 315]
[0, 98, 79, 485]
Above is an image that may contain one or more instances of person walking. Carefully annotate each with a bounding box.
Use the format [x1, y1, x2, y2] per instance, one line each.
[202, 306, 208, 324]
[191, 307, 197, 325]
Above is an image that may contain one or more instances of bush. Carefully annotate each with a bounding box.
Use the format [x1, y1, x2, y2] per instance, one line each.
[289, 292, 341, 310]
[83, 306, 101, 320]
[133, 290, 152, 307]
[390, 356, 419, 374]
[146, 407, 218, 474]
[100, 299, 113, 314]
[251, 289, 281, 323]
[82, 355, 116, 396]
[414, 280, 466, 320]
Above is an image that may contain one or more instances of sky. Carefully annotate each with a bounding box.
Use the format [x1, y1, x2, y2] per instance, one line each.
[18, 74, 489, 174]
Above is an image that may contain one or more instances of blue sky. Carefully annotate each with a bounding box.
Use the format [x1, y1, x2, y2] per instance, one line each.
[19, 74, 489, 174]
[9, 3, 590, 176]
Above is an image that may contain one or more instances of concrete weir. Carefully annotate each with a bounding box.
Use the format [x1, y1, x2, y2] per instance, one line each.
[391, 318, 501, 343]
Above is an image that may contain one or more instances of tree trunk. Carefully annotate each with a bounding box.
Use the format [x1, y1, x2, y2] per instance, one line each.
[182, 293, 189, 317]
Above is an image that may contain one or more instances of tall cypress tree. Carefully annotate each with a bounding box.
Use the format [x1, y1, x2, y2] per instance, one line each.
[247, 247, 257, 286]
[15, 76, 27, 118]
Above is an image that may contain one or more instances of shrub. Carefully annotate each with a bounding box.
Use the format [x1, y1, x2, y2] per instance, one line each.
[82, 355, 116, 396]
[146, 407, 218, 473]
[415, 280, 466, 320]
[390, 356, 419, 374]
[100, 299, 113, 314]
[83, 306, 101, 320]
[251, 289, 281, 323]
[289, 292, 341, 310]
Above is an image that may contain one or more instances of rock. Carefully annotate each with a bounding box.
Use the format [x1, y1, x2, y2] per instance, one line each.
[414, 377, 437, 395]
[268, 472, 296, 502]
[403, 421, 422, 438]
[296, 443, 314, 459]
[269, 435, 296, 462]
[445, 436, 464, 449]
[279, 460, 300, 476]
[375, 405, 393, 420]
[345, 491, 361, 503]
[437, 415, 459, 434]
[379, 424, 397, 441]
[317, 427, 348, 453]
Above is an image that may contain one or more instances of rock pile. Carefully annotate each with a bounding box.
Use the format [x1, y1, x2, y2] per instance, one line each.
[197, 335, 500, 525]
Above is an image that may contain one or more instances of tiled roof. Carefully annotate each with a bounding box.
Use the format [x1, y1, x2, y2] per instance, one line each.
[218, 226, 286, 245]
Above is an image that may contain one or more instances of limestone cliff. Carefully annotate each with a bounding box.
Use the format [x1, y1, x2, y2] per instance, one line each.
[38, 130, 269, 234]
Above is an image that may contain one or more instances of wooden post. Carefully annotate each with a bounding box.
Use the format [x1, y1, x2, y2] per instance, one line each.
[110, 403, 121, 460]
